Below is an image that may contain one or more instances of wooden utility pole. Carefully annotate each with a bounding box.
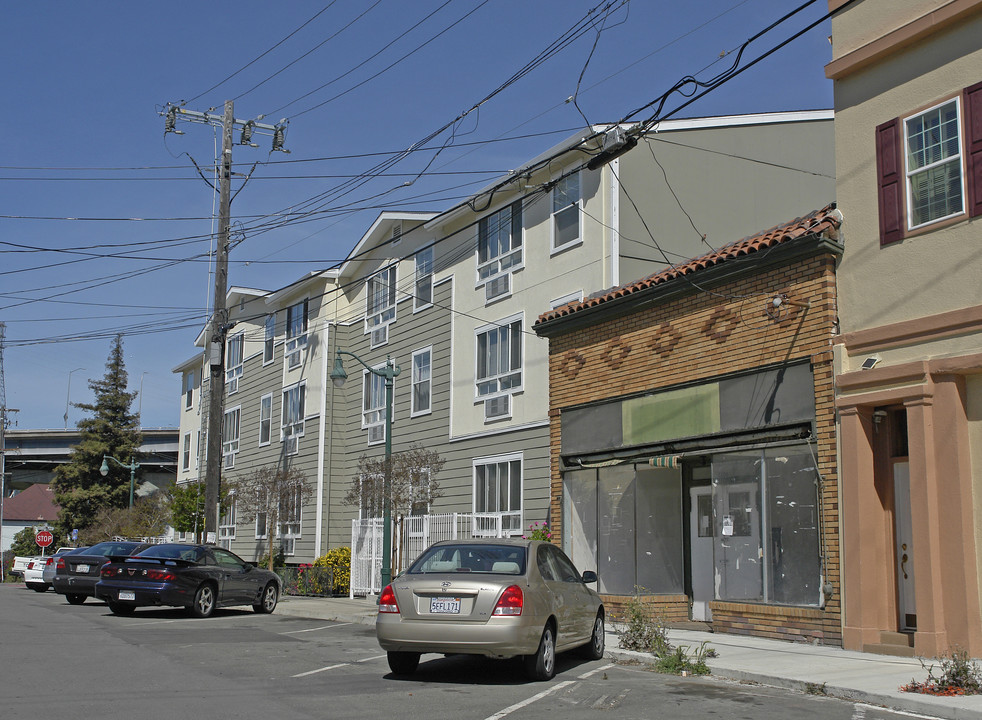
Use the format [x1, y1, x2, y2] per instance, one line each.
[161, 101, 289, 541]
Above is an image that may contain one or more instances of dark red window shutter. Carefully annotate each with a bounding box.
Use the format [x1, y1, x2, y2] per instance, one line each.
[964, 81, 982, 218]
[876, 117, 904, 245]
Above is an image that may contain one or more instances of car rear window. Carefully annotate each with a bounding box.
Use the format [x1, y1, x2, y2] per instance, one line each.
[135, 545, 205, 563]
[83, 542, 143, 556]
[409, 545, 526, 575]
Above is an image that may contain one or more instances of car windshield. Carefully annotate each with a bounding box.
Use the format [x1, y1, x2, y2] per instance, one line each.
[134, 545, 205, 563]
[408, 544, 527, 575]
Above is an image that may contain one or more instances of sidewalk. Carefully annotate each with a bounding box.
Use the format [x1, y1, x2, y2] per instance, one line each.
[277, 594, 982, 720]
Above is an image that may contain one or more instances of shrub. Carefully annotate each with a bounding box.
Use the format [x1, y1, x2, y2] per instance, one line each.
[615, 589, 715, 676]
[314, 546, 351, 596]
[902, 648, 982, 695]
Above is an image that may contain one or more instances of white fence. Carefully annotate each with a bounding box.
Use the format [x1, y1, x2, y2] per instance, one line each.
[350, 511, 521, 597]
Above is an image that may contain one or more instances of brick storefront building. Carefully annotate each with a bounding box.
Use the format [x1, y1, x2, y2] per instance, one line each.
[533, 205, 844, 645]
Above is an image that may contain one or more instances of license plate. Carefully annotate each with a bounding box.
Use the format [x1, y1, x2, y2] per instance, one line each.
[430, 597, 460, 614]
[118, 591, 135, 601]
[76, 564, 90, 574]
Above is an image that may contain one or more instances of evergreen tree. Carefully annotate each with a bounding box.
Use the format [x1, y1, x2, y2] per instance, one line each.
[52, 335, 142, 539]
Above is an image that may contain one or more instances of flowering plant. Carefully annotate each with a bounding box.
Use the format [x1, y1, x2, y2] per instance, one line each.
[523, 521, 552, 542]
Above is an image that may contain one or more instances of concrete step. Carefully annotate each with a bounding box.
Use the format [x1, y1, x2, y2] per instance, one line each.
[863, 632, 915, 657]
[878, 631, 915, 647]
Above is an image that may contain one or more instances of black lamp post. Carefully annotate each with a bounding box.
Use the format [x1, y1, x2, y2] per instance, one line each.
[330, 349, 400, 590]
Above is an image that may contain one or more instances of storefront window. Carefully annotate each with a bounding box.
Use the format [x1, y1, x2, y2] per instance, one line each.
[712, 446, 820, 606]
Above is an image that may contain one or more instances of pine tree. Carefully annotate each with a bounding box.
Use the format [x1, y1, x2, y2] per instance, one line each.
[52, 335, 142, 539]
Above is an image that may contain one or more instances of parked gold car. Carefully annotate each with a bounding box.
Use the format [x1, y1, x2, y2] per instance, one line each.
[375, 538, 604, 680]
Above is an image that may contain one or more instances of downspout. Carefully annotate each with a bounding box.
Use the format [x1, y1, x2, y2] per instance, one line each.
[315, 319, 329, 558]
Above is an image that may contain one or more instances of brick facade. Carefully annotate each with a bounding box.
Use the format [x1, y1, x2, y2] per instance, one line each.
[540, 238, 842, 646]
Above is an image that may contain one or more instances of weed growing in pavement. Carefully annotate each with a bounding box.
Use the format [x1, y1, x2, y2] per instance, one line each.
[805, 682, 827, 695]
[614, 590, 715, 676]
[901, 648, 982, 696]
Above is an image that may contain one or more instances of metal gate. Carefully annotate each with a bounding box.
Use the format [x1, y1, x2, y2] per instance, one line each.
[349, 512, 520, 597]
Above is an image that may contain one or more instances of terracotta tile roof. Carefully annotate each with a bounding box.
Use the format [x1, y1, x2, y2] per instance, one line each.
[536, 203, 841, 326]
[3, 483, 60, 523]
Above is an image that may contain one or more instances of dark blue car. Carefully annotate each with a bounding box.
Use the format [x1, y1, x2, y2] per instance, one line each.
[95, 543, 280, 618]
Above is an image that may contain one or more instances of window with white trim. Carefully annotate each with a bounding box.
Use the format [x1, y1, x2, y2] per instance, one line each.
[183, 369, 195, 410]
[477, 201, 523, 301]
[410, 467, 433, 515]
[363, 368, 387, 444]
[182, 432, 191, 471]
[225, 332, 243, 394]
[279, 485, 301, 556]
[474, 454, 523, 536]
[218, 492, 236, 549]
[415, 247, 433, 310]
[905, 98, 964, 229]
[259, 393, 272, 446]
[411, 347, 431, 416]
[263, 313, 275, 364]
[222, 406, 240, 469]
[285, 300, 308, 370]
[281, 381, 305, 455]
[255, 489, 268, 540]
[357, 472, 383, 519]
[551, 171, 581, 251]
[366, 266, 396, 346]
[476, 318, 522, 420]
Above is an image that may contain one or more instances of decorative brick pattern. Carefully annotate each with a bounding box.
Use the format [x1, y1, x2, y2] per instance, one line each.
[541, 234, 843, 647]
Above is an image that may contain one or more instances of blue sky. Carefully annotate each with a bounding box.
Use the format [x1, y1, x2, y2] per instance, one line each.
[0, 0, 834, 430]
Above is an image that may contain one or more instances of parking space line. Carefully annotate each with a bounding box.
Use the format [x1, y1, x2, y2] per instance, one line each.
[578, 663, 614, 679]
[357, 654, 387, 662]
[292, 663, 349, 678]
[281, 622, 352, 634]
[483, 680, 575, 720]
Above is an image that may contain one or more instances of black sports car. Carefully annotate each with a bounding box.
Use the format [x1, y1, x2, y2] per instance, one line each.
[94, 543, 281, 618]
[52, 540, 152, 604]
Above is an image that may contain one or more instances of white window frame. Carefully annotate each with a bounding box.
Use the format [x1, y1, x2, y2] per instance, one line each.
[183, 370, 195, 410]
[475, 315, 523, 403]
[414, 246, 434, 311]
[903, 95, 966, 231]
[182, 432, 191, 472]
[357, 472, 384, 520]
[285, 300, 308, 370]
[263, 313, 275, 365]
[411, 347, 432, 417]
[225, 332, 244, 394]
[258, 393, 273, 447]
[550, 290, 584, 310]
[362, 366, 387, 445]
[278, 485, 302, 556]
[409, 467, 433, 516]
[472, 452, 524, 537]
[222, 406, 240, 469]
[550, 171, 582, 253]
[281, 381, 305, 455]
[476, 201, 523, 300]
[366, 265, 397, 332]
[255, 501, 268, 540]
[218, 492, 236, 549]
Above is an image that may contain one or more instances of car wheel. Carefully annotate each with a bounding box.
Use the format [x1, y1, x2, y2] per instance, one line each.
[525, 624, 557, 681]
[387, 651, 420, 675]
[189, 583, 216, 618]
[66, 593, 86, 605]
[108, 601, 135, 616]
[579, 611, 605, 660]
[253, 582, 278, 614]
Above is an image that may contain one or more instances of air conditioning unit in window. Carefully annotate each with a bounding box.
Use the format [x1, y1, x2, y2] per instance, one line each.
[223, 453, 235, 470]
[485, 395, 510, 420]
[371, 325, 388, 348]
[368, 424, 385, 444]
[485, 274, 510, 302]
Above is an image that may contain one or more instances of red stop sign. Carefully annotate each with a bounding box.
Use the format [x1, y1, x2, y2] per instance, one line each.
[35, 530, 53, 548]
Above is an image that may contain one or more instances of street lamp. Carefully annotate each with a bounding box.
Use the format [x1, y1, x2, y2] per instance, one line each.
[330, 349, 400, 590]
[101, 454, 140, 509]
[64, 367, 84, 429]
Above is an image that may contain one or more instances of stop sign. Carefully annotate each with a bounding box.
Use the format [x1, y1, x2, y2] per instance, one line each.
[35, 530, 54, 548]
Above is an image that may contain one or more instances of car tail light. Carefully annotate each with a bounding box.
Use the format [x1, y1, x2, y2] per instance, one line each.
[101, 565, 120, 578]
[56, 558, 66, 570]
[492, 585, 524, 616]
[45, 558, 54, 567]
[378, 585, 400, 614]
[142, 568, 175, 581]
[28, 561, 36, 570]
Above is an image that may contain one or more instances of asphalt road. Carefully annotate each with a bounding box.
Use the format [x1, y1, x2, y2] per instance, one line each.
[1, 584, 943, 720]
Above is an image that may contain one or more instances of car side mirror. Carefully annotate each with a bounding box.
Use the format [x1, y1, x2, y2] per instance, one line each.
[581, 570, 598, 584]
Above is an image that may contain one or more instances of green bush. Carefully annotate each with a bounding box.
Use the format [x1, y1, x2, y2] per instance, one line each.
[615, 590, 715, 676]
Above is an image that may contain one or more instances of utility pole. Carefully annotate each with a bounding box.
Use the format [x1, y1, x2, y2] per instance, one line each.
[0, 323, 19, 553]
[162, 101, 289, 541]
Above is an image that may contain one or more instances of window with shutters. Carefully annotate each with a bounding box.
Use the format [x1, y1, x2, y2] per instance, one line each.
[877, 82, 982, 244]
